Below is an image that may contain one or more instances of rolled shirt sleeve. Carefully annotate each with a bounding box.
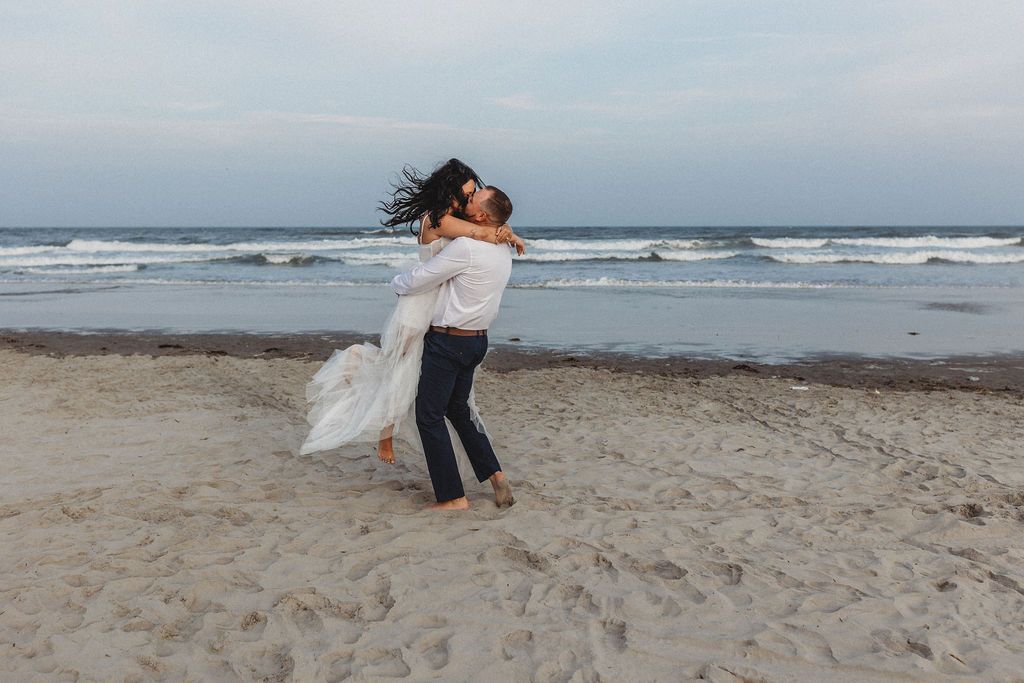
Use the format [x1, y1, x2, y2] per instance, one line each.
[390, 238, 472, 296]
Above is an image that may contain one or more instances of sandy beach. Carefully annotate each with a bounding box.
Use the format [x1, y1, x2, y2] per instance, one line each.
[2, 332, 1024, 681]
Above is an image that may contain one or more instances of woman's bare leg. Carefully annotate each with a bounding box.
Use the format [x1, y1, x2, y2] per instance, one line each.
[378, 426, 395, 464]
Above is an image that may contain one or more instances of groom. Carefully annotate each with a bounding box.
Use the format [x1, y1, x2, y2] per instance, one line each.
[390, 186, 516, 511]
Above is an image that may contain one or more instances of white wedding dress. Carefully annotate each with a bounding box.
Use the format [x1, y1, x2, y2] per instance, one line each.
[300, 236, 487, 456]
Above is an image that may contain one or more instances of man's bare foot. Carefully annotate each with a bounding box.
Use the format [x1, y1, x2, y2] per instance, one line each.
[377, 437, 395, 465]
[490, 471, 515, 508]
[423, 497, 470, 511]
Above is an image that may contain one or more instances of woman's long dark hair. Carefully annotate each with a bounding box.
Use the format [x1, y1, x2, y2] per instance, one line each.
[378, 158, 483, 235]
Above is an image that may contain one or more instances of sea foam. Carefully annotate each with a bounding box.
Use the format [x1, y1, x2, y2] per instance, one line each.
[772, 250, 1024, 265]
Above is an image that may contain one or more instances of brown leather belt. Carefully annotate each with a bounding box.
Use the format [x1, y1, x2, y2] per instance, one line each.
[430, 325, 487, 336]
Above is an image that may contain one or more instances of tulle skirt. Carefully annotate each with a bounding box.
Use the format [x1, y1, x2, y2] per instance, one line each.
[300, 286, 487, 456]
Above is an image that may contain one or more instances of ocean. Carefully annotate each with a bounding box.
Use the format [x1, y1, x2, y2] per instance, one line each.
[2, 225, 1023, 362]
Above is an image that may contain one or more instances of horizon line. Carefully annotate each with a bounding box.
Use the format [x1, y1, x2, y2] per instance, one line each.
[3, 224, 1023, 230]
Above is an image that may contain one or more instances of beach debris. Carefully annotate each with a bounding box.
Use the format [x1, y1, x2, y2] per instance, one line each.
[790, 386, 809, 391]
[908, 331, 920, 335]
[732, 363, 759, 373]
[968, 376, 980, 382]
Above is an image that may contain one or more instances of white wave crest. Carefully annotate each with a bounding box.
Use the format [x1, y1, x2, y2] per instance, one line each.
[751, 238, 829, 249]
[261, 253, 313, 265]
[0, 245, 60, 257]
[516, 250, 736, 262]
[513, 277, 841, 289]
[0, 254, 213, 268]
[752, 235, 1022, 249]
[18, 264, 140, 275]
[772, 250, 1024, 265]
[518, 251, 632, 262]
[0, 276, 382, 287]
[63, 236, 415, 254]
[526, 238, 710, 251]
[655, 250, 738, 261]
[832, 236, 1021, 248]
[334, 252, 418, 265]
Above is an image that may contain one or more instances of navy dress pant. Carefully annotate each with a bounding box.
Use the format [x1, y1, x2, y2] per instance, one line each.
[415, 330, 501, 502]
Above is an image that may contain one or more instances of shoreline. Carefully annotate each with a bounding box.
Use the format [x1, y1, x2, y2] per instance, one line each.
[4, 328, 1024, 398]
[5, 281, 1024, 362]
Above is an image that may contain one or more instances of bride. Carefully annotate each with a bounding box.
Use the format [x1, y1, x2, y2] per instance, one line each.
[300, 159, 523, 462]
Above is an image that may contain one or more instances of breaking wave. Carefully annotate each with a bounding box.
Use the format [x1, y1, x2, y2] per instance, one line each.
[771, 251, 1024, 265]
[753, 235, 1021, 249]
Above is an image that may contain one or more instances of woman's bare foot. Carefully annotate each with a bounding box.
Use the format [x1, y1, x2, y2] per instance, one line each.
[490, 471, 515, 508]
[423, 497, 470, 511]
[378, 436, 395, 465]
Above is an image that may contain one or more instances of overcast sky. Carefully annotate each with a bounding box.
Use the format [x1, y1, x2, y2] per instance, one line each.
[2, 1, 1022, 227]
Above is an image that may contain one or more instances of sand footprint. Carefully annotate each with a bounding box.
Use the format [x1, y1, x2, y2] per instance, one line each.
[871, 628, 934, 661]
[553, 583, 599, 616]
[320, 649, 354, 682]
[532, 647, 597, 683]
[275, 590, 365, 645]
[627, 557, 687, 583]
[56, 598, 86, 630]
[618, 589, 682, 620]
[666, 579, 708, 605]
[497, 545, 554, 574]
[498, 629, 534, 661]
[412, 630, 454, 670]
[590, 617, 627, 655]
[235, 646, 295, 681]
[361, 577, 396, 622]
[495, 577, 534, 617]
[237, 611, 267, 641]
[344, 550, 404, 581]
[285, 598, 325, 634]
[691, 662, 773, 682]
[650, 478, 694, 506]
[773, 623, 839, 665]
[799, 582, 865, 614]
[706, 561, 743, 586]
[555, 549, 619, 584]
[351, 648, 410, 678]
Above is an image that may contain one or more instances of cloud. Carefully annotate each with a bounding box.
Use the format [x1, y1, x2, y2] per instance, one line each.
[252, 111, 465, 132]
[169, 101, 226, 113]
[490, 94, 541, 111]
[490, 86, 794, 122]
[0, 101, 529, 157]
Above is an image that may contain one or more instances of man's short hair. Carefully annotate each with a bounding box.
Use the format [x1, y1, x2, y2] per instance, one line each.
[479, 186, 513, 226]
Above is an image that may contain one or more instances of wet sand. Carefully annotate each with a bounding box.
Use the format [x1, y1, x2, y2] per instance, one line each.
[5, 329, 1024, 397]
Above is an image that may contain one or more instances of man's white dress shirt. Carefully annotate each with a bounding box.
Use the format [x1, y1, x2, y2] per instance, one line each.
[390, 237, 512, 330]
